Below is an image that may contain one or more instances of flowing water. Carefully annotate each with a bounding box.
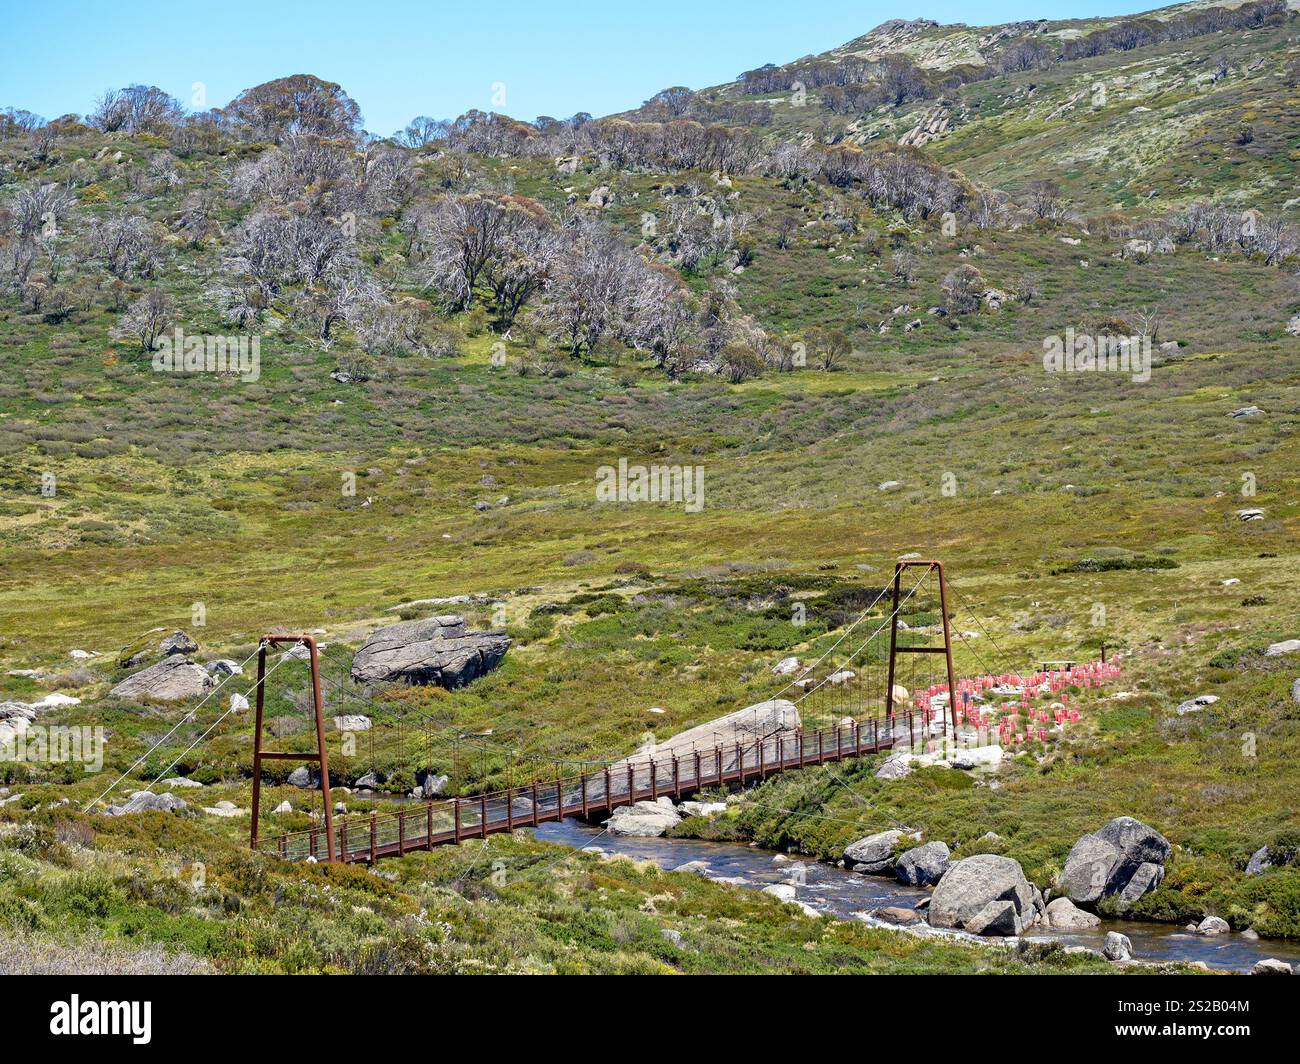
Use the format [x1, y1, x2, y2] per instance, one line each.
[532, 818, 1300, 973]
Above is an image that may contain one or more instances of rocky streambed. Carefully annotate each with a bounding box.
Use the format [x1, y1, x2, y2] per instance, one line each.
[531, 811, 1300, 975]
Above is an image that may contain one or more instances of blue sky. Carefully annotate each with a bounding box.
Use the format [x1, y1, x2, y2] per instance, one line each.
[3, 1, 1158, 136]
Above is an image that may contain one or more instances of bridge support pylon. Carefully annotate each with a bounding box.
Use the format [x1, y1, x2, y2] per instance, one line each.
[250, 634, 335, 861]
[884, 560, 958, 749]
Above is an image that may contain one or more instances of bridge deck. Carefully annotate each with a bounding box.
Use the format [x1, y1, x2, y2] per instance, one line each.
[263, 715, 920, 864]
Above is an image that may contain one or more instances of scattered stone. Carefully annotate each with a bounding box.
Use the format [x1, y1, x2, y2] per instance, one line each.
[1176, 694, 1218, 715]
[587, 185, 614, 208]
[875, 754, 913, 780]
[876, 906, 923, 926]
[110, 658, 214, 703]
[287, 767, 316, 788]
[844, 829, 908, 875]
[826, 670, 855, 685]
[661, 928, 683, 947]
[207, 659, 243, 677]
[159, 631, 199, 657]
[1246, 846, 1272, 876]
[160, 777, 203, 789]
[203, 801, 245, 818]
[895, 841, 950, 887]
[1044, 896, 1101, 929]
[1241, 928, 1260, 940]
[1227, 406, 1263, 419]
[1103, 931, 1133, 962]
[762, 884, 797, 902]
[1264, 639, 1300, 657]
[350, 615, 511, 688]
[1252, 958, 1293, 975]
[333, 714, 372, 732]
[772, 656, 801, 676]
[671, 861, 709, 876]
[928, 854, 1036, 936]
[354, 770, 382, 790]
[273, 801, 293, 814]
[879, 480, 901, 491]
[1196, 916, 1230, 935]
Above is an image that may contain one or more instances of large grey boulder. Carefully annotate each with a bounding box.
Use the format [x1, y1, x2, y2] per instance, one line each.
[1044, 896, 1101, 929]
[605, 798, 681, 837]
[350, 615, 510, 688]
[928, 854, 1036, 935]
[1252, 958, 1294, 975]
[111, 657, 214, 703]
[844, 829, 907, 874]
[895, 841, 950, 886]
[1060, 816, 1170, 906]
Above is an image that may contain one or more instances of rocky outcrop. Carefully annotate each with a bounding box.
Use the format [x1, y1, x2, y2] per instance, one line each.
[605, 798, 681, 837]
[111, 657, 214, 702]
[895, 841, 950, 886]
[1059, 816, 1169, 908]
[350, 615, 510, 688]
[928, 854, 1036, 936]
[844, 829, 908, 874]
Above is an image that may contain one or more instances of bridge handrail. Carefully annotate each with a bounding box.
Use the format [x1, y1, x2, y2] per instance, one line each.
[258, 713, 919, 861]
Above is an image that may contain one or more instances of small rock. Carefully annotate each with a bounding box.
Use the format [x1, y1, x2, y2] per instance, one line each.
[273, 801, 293, 814]
[333, 714, 371, 732]
[1176, 694, 1218, 715]
[159, 631, 199, 657]
[1246, 846, 1271, 876]
[876, 906, 923, 926]
[1227, 406, 1263, 419]
[762, 884, 797, 903]
[1252, 958, 1293, 975]
[772, 656, 801, 676]
[1103, 931, 1133, 961]
[160, 777, 204, 789]
[671, 861, 710, 876]
[1196, 915, 1230, 935]
[1264, 639, 1300, 657]
[660, 928, 683, 947]
[1045, 896, 1100, 929]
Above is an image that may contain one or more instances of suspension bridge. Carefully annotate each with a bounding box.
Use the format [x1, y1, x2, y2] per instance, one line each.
[86, 560, 1120, 864]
